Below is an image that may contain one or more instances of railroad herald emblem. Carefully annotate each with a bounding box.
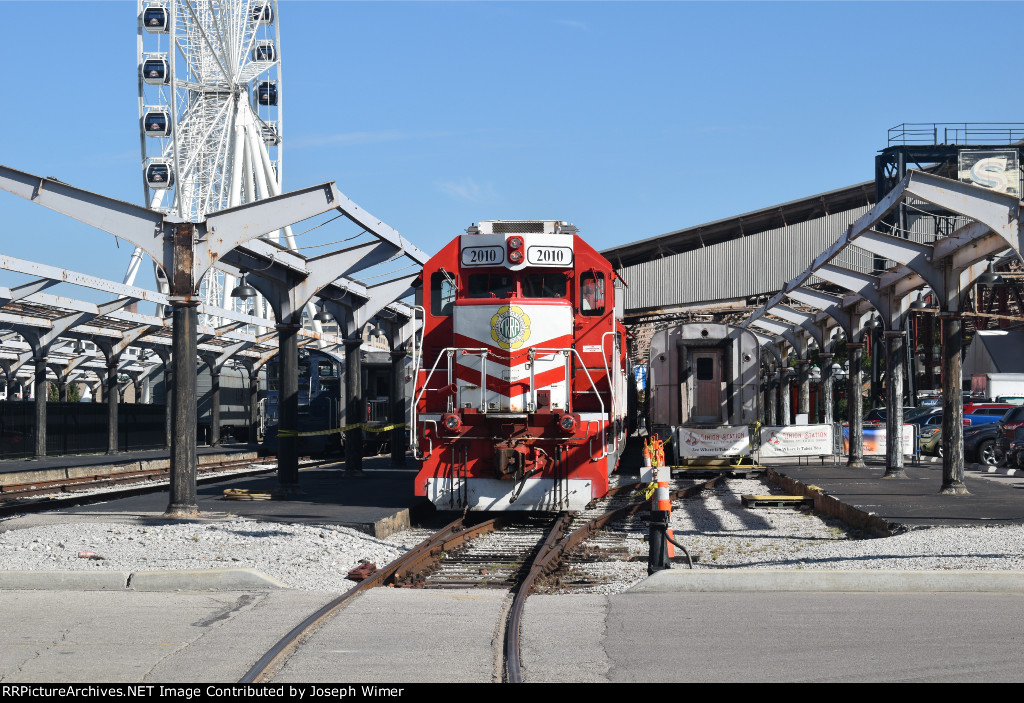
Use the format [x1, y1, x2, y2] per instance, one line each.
[490, 305, 531, 350]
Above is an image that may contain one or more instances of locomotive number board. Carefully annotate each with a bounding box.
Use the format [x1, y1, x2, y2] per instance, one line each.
[526, 246, 573, 266]
[461, 246, 505, 267]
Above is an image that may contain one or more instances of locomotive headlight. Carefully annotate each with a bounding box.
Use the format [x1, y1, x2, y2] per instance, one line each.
[507, 236, 525, 264]
[443, 413, 462, 431]
[559, 414, 577, 433]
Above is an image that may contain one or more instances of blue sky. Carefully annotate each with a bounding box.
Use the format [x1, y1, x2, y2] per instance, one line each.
[1, 1, 1021, 296]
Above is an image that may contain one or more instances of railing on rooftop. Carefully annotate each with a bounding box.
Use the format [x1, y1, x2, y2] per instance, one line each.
[888, 123, 1024, 147]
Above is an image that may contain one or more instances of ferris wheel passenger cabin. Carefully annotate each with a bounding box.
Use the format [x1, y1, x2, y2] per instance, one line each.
[143, 110, 171, 138]
[141, 56, 169, 86]
[142, 4, 169, 33]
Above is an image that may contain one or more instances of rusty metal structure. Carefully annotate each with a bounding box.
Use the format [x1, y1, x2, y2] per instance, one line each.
[0, 163, 426, 517]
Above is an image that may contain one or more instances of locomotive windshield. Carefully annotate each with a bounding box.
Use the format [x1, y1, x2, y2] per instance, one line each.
[522, 272, 567, 298]
[467, 273, 513, 299]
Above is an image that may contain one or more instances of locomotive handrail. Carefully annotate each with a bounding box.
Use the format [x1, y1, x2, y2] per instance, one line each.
[410, 351, 453, 459]
[534, 347, 608, 462]
[412, 345, 608, 462]
[600, 330, 621, 456]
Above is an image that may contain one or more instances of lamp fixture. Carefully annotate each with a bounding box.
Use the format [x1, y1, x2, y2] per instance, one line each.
[231, 270, 257, 299]
[314, 305, 333, 323]
[977, 259, 1004, 286]
[910, 292, 928, 310]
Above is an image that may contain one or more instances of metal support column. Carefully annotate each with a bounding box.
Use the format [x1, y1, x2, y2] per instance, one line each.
[33, 356, 47, 458]
[871, 330, 881, 410]
[167, 301, 199, 517]
[390, 344, 407, 466]
[344, 337, 363, 473]
[210, 369, 221, 447]
[765, 369, 777, 426]
[883, 332, 906, 478]
[276, 323, 300, 495]
[820, 353, 834, 426]
[106, 356, 119, 455]
[796, 359, 810, 420]
[779, 368, 791, 427]
[249, 370, 260, 444]
[847, 343, 865, 468]
[163, 359, 173, 451]
[940, 314, 968, 494]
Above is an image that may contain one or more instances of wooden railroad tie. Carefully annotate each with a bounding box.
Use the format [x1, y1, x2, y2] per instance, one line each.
[740, 494, 814, 509]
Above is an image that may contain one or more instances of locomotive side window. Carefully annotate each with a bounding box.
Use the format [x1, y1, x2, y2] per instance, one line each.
[522, 272, 567, 298]
[467, 273, 514, 299]
[579, 272, 605, 316]
[431, 271, 456, 316]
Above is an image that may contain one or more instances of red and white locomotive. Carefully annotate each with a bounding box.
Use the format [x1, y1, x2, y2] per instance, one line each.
[412, 220, 631, 511]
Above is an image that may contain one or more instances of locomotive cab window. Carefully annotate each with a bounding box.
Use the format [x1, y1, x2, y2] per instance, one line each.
[430, 271, 456, 316]
[467, 273, 514, 299]
[579, 272, 605, 316]
[523, 272, 567, 299]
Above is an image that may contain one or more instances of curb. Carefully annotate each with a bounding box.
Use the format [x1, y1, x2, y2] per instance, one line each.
[0, 568, 287, 591]
[971, 463, 1024, 477]
[764, 468, 896, 537]
[629, 569, 1024, 593]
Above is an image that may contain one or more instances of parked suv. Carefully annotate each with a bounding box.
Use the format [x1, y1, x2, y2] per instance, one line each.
[995, 406, 1024, 462]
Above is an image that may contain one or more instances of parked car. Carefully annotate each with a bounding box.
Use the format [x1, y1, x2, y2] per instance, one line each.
[918, 414, 977, 457]
[963, 423, 1002, 466]
[963, 402, 1014, 416]
[864, 407, 918, 424]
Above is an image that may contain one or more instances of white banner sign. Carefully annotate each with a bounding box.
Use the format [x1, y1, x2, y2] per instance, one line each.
[673, 426, 750, 457]
[841, 424, 915, 456]
[759, 425, 834, 458]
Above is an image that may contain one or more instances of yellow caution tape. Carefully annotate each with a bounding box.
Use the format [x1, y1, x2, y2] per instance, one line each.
[277, 423, 407, 438]
[637, 482, 657, 500]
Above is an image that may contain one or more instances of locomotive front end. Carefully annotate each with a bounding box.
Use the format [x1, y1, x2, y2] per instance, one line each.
[413, 220, 626, 511]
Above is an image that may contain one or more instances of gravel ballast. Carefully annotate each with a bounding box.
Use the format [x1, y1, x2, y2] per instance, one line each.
[2, 476, 1023, 593]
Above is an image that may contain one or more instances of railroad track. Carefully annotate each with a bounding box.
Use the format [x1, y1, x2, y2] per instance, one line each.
[240, 474, 726, 684]
[0, 456, 337, 516]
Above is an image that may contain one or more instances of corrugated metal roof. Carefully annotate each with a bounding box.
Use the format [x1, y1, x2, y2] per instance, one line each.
[602, 180, 876, 268]
[620, 205, 872, 310]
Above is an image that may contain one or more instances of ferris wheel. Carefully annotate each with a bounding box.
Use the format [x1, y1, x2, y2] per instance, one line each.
[127, 0, 287, 324]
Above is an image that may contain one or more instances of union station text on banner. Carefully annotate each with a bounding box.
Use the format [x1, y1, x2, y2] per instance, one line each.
[673, 426, 750, 457]
[759, 425, 834, 458]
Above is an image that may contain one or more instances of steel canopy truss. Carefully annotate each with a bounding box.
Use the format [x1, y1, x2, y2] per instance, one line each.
[740, 170, 1023, 491]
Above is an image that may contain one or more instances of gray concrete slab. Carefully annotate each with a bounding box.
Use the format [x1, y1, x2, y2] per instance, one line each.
[0, 589, 337, 683]
[632, 568, 1024, 593]
[598, 591, 1024, 682]
[274, 588, 509, 683]
[521, 595, 611, 683]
